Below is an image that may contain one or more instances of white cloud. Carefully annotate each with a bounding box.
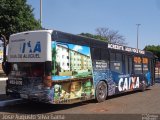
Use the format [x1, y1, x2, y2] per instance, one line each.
[73, 45, 83, 52]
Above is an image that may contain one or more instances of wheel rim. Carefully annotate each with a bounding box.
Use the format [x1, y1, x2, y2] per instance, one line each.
[98, 83, 106, 99]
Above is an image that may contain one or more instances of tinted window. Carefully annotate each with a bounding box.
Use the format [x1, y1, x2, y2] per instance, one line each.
[91, 47, 101, 60]
[125, 55, 129, 74]
[142, 58, 149, 74]
[134, 56, 142, 74]
[128, 57, 133, 74]
[110, 52, 122, 74]
[101, 49, 109, 60]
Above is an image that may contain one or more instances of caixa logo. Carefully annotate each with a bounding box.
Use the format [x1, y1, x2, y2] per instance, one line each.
[20, 41, 41, 53]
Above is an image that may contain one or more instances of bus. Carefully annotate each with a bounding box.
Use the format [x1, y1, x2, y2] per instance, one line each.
[3, 30, 155, 104]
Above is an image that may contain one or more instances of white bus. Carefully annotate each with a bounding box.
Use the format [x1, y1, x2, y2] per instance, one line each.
[3, 30, 155, 104]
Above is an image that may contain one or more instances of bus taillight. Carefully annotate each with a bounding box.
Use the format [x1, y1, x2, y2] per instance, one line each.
[44, 61, 52, 87]
[43, 76, 52, 87]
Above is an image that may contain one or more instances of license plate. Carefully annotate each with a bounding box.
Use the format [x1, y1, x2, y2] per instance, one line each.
[20, 94, 28, 99]
[9, 79, 23, 85]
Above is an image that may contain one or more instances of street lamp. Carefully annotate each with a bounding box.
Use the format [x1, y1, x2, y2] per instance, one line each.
[136, 24, 141, 49]
[40, 0, 42, 27]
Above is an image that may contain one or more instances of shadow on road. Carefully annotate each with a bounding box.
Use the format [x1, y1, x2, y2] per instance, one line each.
[0, 94, 13, 101]
[0, 88, 152, 114]
[107, 88, 151, 100]
[0, 99, 97, 114]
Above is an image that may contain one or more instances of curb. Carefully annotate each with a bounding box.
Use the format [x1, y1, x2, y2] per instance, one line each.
[0, 78, 8, 81]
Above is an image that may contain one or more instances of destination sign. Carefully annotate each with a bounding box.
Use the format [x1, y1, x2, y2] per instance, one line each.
[108, 43, 145, 54]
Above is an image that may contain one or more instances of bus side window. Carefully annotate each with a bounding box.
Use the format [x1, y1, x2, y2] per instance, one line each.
[101, 49, 109, 60]
[142, 57, 149, 74]
[91, 47, 101, 60]
[110, 52, 123, 74]
[134, 56, 142, 74]
[125, 55, 129, 74]
[101, 49, 109, 69]
[110, 52, 115, 71]
[116, 53, 123, 74]
[110, 52, 116, 61]
[128, 56, 133, 74]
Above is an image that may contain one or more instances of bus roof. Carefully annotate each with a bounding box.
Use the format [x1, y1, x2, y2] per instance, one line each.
[51, 30, 153, 57]
[10, 29, 53, 37]
[9, 29, 154, 58]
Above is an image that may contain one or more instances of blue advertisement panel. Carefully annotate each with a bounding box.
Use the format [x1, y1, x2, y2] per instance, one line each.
[92, 60, 118, 96]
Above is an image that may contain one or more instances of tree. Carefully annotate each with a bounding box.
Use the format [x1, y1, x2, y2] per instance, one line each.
[80, 33, 107, 41]
[0, 0, 41, 41]
[144, 45, 160, 59]
[96, 27, 127, 45]
[80, 27, 127, 45]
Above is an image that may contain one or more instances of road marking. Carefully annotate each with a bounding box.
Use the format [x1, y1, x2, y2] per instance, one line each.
[0, 99, 24, 107]
[0, 78, 8, 81]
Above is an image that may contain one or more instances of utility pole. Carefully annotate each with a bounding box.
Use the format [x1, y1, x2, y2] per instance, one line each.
[40, 0, 42, 27]
[136, 24, 141, 49]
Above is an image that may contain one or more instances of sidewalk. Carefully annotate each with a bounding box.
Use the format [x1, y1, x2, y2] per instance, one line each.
[0, 71, 7, 81]
[0, 78, 7, 81]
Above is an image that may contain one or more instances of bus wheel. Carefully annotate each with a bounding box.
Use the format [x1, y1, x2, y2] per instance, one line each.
[95, 81, 107, 102]
[141, 80, 146, 92]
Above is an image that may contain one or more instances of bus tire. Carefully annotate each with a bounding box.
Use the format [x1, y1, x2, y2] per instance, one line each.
[95, 81, 107, 102]
[141, 80, 146, 92]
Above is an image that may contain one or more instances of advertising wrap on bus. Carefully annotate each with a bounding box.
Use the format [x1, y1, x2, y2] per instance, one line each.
[51, 41, 95, 103]
[5, 30, 155, 104]
[8, 30, 52, 62]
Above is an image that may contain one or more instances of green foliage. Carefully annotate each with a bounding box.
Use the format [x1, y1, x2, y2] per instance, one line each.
[0, 0, 41, 40]
[144, 45, 160, 58]
[79, 27, 127, 45]
[95, 27, 127, 45]
[79, 33, 108, 42]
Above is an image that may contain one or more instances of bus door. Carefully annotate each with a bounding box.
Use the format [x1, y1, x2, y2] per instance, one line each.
[150, 59, 155, 85]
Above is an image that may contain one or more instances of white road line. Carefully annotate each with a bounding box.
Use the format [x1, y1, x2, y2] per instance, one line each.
[0, 78, 8, 81]
[0, 99, 23, 107]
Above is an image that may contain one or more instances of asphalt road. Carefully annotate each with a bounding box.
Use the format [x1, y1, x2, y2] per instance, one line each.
[0, 79, 160, 120]
[0, 81, 5, 95]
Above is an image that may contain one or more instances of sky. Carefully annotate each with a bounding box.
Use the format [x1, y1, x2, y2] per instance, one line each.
[27, 0, 160, 50]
